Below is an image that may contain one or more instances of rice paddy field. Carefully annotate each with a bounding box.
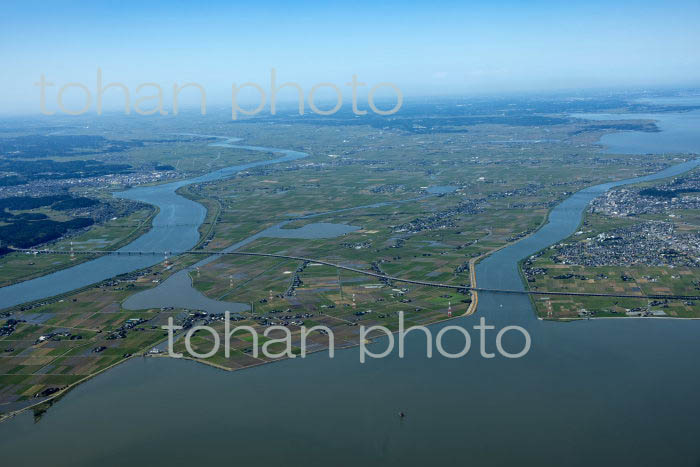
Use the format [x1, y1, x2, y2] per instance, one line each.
[1, 110, 695, 412]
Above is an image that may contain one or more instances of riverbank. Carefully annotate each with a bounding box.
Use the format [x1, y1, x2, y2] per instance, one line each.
[0, 137, 309, 310]
[6, 154, 698, 423]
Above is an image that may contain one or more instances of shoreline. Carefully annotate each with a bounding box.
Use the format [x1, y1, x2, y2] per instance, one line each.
[3, 123, 700, 425]
[0, 136, 310, 311]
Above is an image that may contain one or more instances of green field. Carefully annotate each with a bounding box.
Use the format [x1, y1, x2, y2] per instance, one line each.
[2, 108, 695, 413]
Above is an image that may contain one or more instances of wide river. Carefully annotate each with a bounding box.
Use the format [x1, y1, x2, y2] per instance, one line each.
[1, 110, 700, 466]
[0, 137, 309, 309]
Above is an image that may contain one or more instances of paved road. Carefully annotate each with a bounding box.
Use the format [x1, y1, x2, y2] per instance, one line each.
[13, 248, 700, 301]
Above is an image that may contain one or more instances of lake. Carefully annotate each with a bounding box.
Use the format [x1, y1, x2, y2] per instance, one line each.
[1, 111, 699, 466]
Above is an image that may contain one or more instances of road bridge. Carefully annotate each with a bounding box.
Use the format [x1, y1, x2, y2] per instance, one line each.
[11, 248, 700, 302]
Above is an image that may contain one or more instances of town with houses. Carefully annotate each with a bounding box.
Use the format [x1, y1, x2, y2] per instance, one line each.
[555, 172, 700, 268]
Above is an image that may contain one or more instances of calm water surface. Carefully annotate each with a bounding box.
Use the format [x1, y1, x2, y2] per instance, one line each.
[1, 112, 700, 466]
[0, 138, 308, 309]
[572, 108, 700, 154]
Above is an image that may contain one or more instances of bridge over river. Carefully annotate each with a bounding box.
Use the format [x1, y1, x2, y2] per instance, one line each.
[13, 248, 700, 302]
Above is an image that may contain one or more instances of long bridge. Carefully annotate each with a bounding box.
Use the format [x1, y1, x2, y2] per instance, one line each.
[11, 247, 700, 302]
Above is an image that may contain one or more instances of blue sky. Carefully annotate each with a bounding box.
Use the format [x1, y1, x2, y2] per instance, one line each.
[1, 0, 699, 113]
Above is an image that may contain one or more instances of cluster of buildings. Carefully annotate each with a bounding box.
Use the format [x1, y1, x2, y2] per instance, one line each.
[342, 240, 372, 250]
[0, 317, 21, 337]
[370, 184, 405, 193]
[284, 261, 308, 297]
[590, 176, 700, 217]
[551, 221, 700, 267]
[391, 199, 484, 233]
[106, 317, 149, 340]
[254, 310, 315, 327]
[35, 330, 81, 345]
[0, 170, 179, 200]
